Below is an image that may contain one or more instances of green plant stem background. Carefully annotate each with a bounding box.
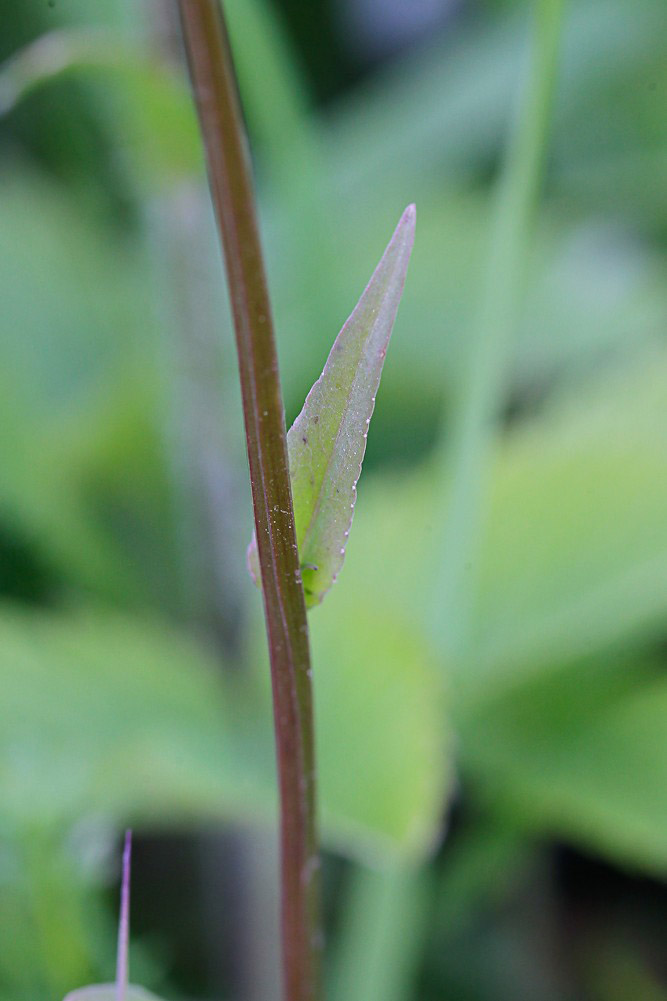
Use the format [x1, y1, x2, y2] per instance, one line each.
[436, 0, 566, 661]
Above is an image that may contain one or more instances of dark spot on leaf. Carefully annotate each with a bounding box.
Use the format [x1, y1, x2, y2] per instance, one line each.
[302, 436, 308, 444]
[313, 415, 319, 424]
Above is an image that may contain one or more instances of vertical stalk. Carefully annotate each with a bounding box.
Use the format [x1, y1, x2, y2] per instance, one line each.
[115, 830, 132, 1001]
[175, 4, 321, 1001]
[330, 864, 429, 1001]
[435, 0, 566, 660]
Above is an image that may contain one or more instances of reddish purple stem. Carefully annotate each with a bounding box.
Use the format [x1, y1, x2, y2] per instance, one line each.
[175, 4, 321, 1001]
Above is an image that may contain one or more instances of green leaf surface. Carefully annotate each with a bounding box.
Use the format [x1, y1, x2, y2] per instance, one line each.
[310, 586, 451, 862]
[64, 987, 164, 1001]
[244, 581, 451, 862]
[317, 350, 667, 871]
[0, 826, 111, 1001]
[323, 352, 667, 698]
[0, 602, 442, 862]
[0, 30, 200, 185]
[0, 607, 272, 828]
[0, 167, 167, 604]
[467, 355, 667, 698]
[458, 659, 667, 872]
[248, 205, 415, 606]
[0, 168, 151, 418]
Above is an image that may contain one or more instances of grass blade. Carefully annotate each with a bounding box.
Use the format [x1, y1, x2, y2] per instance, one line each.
[434, 0, 566, 657]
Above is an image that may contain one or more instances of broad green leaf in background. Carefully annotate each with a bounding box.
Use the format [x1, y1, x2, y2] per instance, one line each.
[458, 657, 667, 872]
[327, 351, 667, 700]
[244, 578, 451, 863]
[0, 167, 150, 417]
[0, 167, 169, 605]
[319, 351, 667, 872]
[467, 353, 667, 699]
[0, 30, 200, 186]
[0, 606, 271, 828]
[248, 205, 416, 606]
[0, 824, 113, 1001]
[310, 586, 451, 862]
[0, 601, 443, 862]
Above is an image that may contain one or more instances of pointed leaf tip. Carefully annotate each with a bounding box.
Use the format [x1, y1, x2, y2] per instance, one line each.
[402, 202, 416, 225]
[248, 207, 416, 606]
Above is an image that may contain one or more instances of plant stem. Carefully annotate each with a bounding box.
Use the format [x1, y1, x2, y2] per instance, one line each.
[435, 0, 566, 661]
[330, 864, 429, 1001]
[115, 830, 131, 1001]
[175, 4, 321, 1001]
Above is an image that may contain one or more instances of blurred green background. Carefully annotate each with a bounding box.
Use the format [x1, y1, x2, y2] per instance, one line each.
[1, 0, 666, 999]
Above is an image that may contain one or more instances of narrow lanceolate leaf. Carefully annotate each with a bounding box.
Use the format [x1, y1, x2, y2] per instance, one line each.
[248, 205, 416, 607]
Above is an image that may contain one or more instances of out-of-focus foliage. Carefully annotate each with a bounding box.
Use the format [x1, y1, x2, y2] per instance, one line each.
[323, 349, 667, 870]
[0, 0, 666, 999]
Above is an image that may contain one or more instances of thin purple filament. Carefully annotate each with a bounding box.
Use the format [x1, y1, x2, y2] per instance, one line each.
[115, 830, 132, 1001]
